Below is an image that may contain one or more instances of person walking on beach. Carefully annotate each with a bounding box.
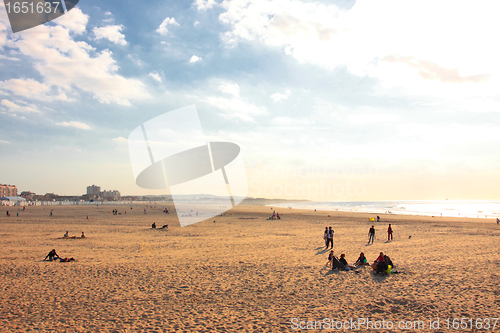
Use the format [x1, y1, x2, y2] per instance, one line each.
[323, 227, 329, 248]
[368, 225, 375, 244]
[326, 226, 334, 249]
[387, 223, 393, 241]
[325, 250, 334, 267]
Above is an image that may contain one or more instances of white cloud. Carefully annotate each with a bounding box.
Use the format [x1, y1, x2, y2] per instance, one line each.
[219, 82, 240, 96]
[127, 54, 145, 67]
[112, 136, 127, 143]
[348, 113, 400, 125]
[53, 7, 89, 35]
[55, 121, 91, 130]
[271, 116, 313, 126]
[0, 6, 7, 48]
[0, 140, 10, 144]
[189, 55, 201, 63]
[270, 90, 291, 102]
[1, 99, 40, 113]
[148, 72, 162, 83]
[194, 21, 200, 27]
[156, 17, 179, 36]
[205, 96, 267, 122]
[0, 54, 19, 61]
[195, 0, 217, 11]
[8, 16, 150, 106]
[0, 79, 72, 102]
[218, 0, 500, 100]
[93, 25, 127, 46]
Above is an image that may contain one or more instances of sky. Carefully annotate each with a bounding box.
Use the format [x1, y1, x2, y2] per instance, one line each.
[1, 0, 500, 201]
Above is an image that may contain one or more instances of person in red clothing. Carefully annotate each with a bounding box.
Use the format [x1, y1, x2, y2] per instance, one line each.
[387, 224, 393, 241]
[375, 252, 388, 274]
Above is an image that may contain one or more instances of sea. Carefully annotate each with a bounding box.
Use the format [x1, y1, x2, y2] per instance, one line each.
[271, 200, 500, 219]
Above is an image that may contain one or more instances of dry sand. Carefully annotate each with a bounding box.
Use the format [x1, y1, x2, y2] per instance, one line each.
[0, 204, 499, 332]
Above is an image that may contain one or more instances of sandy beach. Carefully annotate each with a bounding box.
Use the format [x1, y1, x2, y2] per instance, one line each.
[0, 204, 499, 332]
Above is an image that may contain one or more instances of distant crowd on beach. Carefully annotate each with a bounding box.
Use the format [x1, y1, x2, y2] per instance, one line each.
[268, 209, 281, 220]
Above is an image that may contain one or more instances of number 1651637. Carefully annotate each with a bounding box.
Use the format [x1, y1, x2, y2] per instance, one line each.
[5, 2, 60, 15]
[443, 318, 498, 330]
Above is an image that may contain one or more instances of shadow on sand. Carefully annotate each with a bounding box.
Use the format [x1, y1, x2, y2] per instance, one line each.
[315, 248, 331, 256]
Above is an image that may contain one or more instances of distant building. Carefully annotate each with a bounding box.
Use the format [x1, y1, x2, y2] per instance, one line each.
[86, 185, 101, 197]
[0, 196, 26, 206]
[0, 184, 17, 197]
[20, 191, 35, 200]
[101, 190, 121, 200]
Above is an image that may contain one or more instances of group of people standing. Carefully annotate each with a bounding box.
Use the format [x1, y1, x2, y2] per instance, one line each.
[368, 224, 393, 244]
[323, 223, 394, 249]
[323, 226, 334, 249]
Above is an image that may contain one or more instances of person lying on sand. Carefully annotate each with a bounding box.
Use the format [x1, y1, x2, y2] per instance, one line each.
[44, 249, 60, 261]
[161, 224, 168, 229]
[59, 257, 76, 262]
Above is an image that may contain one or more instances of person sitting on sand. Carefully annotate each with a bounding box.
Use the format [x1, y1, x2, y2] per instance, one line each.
[325, 250, 334, 267]
[374, 252, 388, 274]
[354, 252, 369, 267]
[81, 231, 86, 238]
[151, 222, 156, 229]
[44, 249, 60, 261]
[384, 255, 393, 268]
[339, 253, 358, 270]
[339, 253, 348, 267]
[63, 231, 69, 238]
